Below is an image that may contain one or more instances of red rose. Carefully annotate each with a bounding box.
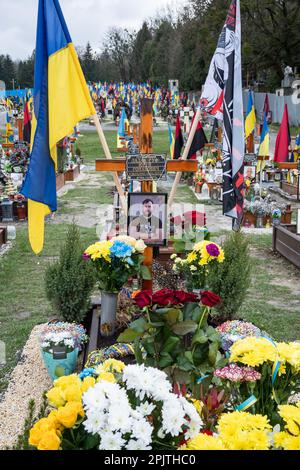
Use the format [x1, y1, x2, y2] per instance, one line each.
[152, 289, 176, 306]
[133, 290, 153, 308]
[174, 291, 199, 304]
[201, 429, 214, 436]
[201, 291, 221, 308]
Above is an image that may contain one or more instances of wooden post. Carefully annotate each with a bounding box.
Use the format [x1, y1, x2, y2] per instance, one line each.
[17, 118, 24, 141]
[247, 133, 254, 153]
[168, 107, 202, 209]
[92, 114, 127, 215]
[140, 98, 154, 290]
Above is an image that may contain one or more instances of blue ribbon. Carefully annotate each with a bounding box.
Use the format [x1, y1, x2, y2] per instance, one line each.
[236, 395, 258, 412]
[197, 375, 210, 384]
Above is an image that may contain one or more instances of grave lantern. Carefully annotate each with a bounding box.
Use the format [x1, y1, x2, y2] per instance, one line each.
[1, 198, 14, 222]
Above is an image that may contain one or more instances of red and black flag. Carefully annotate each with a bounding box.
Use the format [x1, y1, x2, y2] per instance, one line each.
[188, 113, 208, 160]
[23, 98, 31, 144]
[173, 114, 184, 159]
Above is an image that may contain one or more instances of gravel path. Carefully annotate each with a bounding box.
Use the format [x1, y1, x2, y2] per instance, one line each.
[0, 325, 51, 450]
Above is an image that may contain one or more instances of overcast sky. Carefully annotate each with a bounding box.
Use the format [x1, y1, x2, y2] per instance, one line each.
[0, 0, 178, 60]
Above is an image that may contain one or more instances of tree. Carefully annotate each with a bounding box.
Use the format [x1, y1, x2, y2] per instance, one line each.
[103, 27, 134, 81]
[17, 52, 35, 88]
[131, 22, 152, 81]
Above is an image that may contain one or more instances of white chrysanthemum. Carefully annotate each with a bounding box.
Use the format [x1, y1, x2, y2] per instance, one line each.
[126, 439, 152, 451]
[136, 401, 156, 417]
[162, 399, 185, 436]
[99, 431, 125, 451]
[131, 417, 153, 443]
[83, 411, 106, 435]
[108, 409, 132, 433]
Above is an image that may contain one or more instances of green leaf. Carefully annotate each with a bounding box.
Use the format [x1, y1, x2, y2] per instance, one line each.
[177, 355, 195, 372]
[162, 336, 180, 353]
[83, 434, 99, 450]
[192, 330, 208, 345]
[183, 302, 199, 320]
[158, 352, 174, 368]
[140, 265, 152, 280]
[117, 328, 141, 343]
[192, 306, 203, 323]
[172, 320, 198, 336]
[142, 338, 156, 356]
[130, 317, 149, 333]
[208, 342, 219, 366]
[134, 339, 143, 364]
[172, 368, 192, 385]
[184, 351, 194, 364]
[165, 309, 181, 326]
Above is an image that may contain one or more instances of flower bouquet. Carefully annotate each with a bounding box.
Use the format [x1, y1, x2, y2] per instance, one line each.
[172, 240, 225, 291]
[84, 236, 150, 336]
[29, 361, 203, 450]
[214, 336, 300, 424]
[40, 322, 88, 381]
[119, 289, 224, 391]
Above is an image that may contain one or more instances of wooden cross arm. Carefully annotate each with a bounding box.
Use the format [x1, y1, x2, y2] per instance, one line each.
[276, 162, 298, 170]
[95, 159, 198, 173]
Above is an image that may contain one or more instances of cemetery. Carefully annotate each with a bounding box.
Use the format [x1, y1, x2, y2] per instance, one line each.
[0, 0, 300, 456]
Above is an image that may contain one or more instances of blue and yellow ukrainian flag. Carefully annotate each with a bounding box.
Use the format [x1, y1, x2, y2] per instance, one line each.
[245, 90, 256, 138]
[168, 124, 175, 159]
[117, 108, 127, 149]
[21, 0, 96, 254]
[294, 131, 300, 161]
[257, 113, 270, 173]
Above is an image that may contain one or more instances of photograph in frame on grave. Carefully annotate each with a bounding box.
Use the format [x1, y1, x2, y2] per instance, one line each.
[127, 193, 168, 247]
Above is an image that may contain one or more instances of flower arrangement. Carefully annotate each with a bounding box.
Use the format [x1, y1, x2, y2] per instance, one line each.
[172, 240, 225, 291]
[272, 208, 282, 219]
[225, 337, 300, 422]
[182, 411, 273, 450]
[40, 322, 88, 353]
[84, 236, 149, 293]
[216, 320, 264, 352]
[119, 289, 223, 389]
[29, 361, 203, 450]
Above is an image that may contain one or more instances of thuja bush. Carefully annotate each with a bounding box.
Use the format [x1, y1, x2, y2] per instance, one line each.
[45, 223, 96, 323]
[207, 232, 252, 322]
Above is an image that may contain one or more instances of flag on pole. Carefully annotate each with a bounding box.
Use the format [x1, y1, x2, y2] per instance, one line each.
[23, 98, 31, 144]
[263, 93, 271, 123]
[168, 123, 175, 159]
[200, 0, 245, 227]
[21, 0, 96, 254]
[6, 112, 14, 143]
[274, 104, 291, 163]
[117, 107, 127, 149]
[258, 113, 270, 157]
[173, 114, 184, 159]
[188, 113, 208, 160]
[245, 90, 256, 138]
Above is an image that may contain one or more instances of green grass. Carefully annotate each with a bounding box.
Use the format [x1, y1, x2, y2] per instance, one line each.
[270, 124, 299, 136]
[0, 224, 96, 394]
[79, 130, 170, 164]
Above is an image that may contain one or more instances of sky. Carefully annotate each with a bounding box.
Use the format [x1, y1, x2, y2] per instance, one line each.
[0, 0, 178, 60]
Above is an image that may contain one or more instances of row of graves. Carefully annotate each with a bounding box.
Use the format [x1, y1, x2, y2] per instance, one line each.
[0, 100, 82, 247]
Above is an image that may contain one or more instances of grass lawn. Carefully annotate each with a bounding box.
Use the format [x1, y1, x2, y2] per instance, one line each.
[78, 129, 170, 164]
[270, 124, 299, 136]
[0, 224, 96, 394]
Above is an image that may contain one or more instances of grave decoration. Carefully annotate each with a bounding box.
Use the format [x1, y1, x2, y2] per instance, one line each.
[243, 194, 292, 228]
[40, 322, 88, 381]
[83, 236, 149, 338]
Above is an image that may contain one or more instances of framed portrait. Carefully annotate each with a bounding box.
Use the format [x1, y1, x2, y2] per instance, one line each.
[244, 165, 256, 180]
[127, 193, 168, 247]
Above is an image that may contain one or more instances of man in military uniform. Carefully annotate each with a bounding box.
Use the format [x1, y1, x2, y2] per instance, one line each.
[129, 198, 163, 244]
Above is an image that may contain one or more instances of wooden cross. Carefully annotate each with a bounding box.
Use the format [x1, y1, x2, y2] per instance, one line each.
[96, 99, 198, 290]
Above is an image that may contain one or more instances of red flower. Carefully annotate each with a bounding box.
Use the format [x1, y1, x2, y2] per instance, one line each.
[174, 291, 199, 304]
[201, 429, 214, 436]
[152, 289, 176, 306]
[133, 290, 153, 308]
[201, 291, 221, 308]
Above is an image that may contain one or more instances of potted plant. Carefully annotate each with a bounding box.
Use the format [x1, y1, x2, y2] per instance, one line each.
[40, 322, 88, 381]
[84, 236, 150, 337]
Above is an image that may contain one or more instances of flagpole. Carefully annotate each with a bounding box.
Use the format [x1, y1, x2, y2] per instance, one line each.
[92, 113, 128, 216]
[168, 107, 201, 209]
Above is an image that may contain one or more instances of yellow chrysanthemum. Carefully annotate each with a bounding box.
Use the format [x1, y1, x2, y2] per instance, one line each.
[278, 342, 300, 371]
[182, 434, 226, 450]
[187, 252, 197, 263]
[217, 411, 272, 451]
[97, 371, 116, 383]
[278, 404, 300, 436]
[85, 241, 113, 262]
[230, 337, 277, 367]
[102, 359, 125, 374]
[274, 432, 300, 450]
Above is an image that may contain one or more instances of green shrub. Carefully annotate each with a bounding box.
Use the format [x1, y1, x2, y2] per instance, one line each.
[45, 223, 96, 322]
[207, 232, 252, 322]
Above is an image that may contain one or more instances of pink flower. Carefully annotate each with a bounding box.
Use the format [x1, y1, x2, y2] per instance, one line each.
[214, 364, 261, 383]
